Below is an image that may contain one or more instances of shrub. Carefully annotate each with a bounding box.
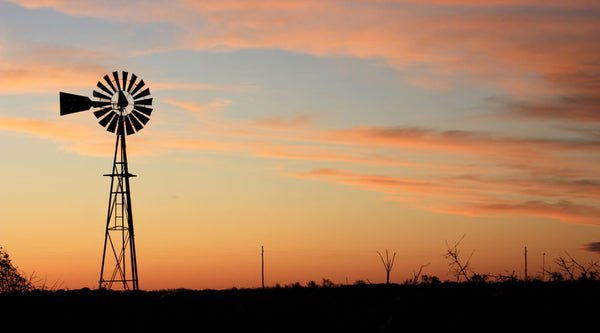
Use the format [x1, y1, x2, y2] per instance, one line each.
[0, 246, 32, 293]
[420, 275, 441, 284]
[306, 280, 318, 288]
[321, 278, 334, 288]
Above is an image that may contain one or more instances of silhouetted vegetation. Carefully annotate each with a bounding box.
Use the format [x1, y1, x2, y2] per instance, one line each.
[443, 235, 475, 282]
[4, 237, 600, 332]
[3, 243, 600, 332]
[376, 249, 396, 285]
[0, 246, 32, 292]
[1, 281, 599, 332]
[494, 270, 520, 282]
[550, 252, 600, 281]
[420, 274, 441, 284]
[405, 263, 429, 284]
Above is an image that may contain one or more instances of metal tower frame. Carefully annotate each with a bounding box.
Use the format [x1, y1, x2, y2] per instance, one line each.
[99, 116, 139, 290]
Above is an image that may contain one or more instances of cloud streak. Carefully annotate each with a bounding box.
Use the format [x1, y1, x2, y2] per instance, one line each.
[295, 168, 600, 225]
[582, 242, 600, 254]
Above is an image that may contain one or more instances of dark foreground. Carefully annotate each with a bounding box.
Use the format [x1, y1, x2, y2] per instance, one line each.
[1, 282, 599, 332]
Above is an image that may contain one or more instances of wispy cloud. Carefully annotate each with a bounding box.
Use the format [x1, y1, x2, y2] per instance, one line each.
[455, 200, 600, 226]
[0, 44, 111, 94]
[0, 116, 97, 141]
[294, 167, 600, 225]
[0, 116, 120, 156]
[163, 99, 233, 114]
[487, 95, 600, 123]
[582, 242, 600, 254]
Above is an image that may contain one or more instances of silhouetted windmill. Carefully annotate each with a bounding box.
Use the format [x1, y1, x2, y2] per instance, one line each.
[59, 71, 153, 290]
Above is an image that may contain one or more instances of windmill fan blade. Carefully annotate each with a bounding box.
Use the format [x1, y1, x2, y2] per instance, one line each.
[122, 71, 129, 91]
[99, 112, 116, 127]
[93, 107, 112, 119]
[130, 79, 145, 96]
[106, 114, 120, 133]
[131, 110, 150, 124]
[104, 75, 116, 92]
[127, 74, 137, 93]
[124, 114, 135, 135]
[97, 81, 114, 96]
[129, 112, 145, 131]
[93, 90, 112, 100]
[91, 100, 111, 108]
[133, 88, 150, 100]
[134, 98, 152, 106]
[59, 92, 93, 115]
[133, 105, 153, 116]
[112, 71, 121, 91]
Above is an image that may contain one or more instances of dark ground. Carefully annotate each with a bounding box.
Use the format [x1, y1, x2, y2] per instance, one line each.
[1, 281, 598, 332]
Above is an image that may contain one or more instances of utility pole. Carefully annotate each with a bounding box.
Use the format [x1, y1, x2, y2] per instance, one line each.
[542, 252, 546, 282]
[261, 245, 264, 289]
[524, 246, 528, 282]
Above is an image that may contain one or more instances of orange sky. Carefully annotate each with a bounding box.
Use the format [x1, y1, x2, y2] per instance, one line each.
[1, 0, 599, 290]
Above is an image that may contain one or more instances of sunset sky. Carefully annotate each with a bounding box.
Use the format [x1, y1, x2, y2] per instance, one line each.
[1, 0, 600, 290]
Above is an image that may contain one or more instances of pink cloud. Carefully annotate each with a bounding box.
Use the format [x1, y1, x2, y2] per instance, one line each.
[460, 200, 600, 226]
[163, 99, 233, 114]
[0, 116, 124, 156]
[0, 44, 111, 93]
[0, 116, 96, 141]
[295, 167, 600, 225]
[582, 242, 600, 254]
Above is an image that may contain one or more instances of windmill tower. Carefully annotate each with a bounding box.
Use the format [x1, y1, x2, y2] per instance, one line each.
[59, 71, 153, 290]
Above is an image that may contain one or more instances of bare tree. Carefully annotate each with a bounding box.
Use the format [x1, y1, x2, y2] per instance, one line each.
[406, 263, 430, 285]
[554, 255, 575, 280]
[443, 235, 474, 282]
[554, 252, 600, 280]
[377, 249, 396, 285]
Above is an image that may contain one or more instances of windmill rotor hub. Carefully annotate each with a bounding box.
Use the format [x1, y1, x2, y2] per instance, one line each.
[113, 90, 133, 114]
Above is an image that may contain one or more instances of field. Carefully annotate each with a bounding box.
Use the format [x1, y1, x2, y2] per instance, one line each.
[1, 281, 598, 332]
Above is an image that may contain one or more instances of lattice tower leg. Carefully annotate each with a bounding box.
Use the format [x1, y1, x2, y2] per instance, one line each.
[99, 131, 139, 290]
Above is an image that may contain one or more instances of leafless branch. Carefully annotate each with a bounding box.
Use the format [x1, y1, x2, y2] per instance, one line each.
[555, 252, 600, 280]
[443, 235, 474, 282]
[406, 263, 430, 284]
[377, 249, 397, 284]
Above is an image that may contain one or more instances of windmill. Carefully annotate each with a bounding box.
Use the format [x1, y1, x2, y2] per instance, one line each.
[59, 71, 153, 290]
